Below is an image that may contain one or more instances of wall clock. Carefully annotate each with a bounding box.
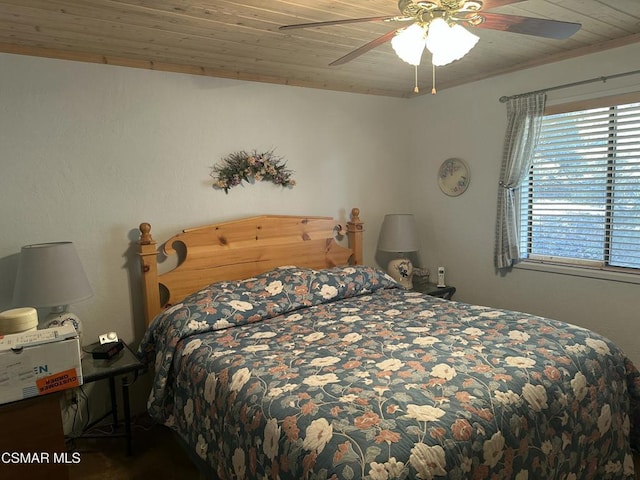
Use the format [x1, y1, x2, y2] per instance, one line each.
[438, 158, 470, 197]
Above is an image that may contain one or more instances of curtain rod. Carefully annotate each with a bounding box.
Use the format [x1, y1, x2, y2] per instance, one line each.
[498, 68, 640, 103]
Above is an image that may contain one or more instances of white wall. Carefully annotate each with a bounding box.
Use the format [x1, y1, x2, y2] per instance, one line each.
[1, 43, 639, 420]
[0, 54, 412, 348]
[407, 42, 640, 364]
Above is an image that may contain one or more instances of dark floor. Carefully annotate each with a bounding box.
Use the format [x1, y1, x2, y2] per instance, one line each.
[67, 416, 201, 480]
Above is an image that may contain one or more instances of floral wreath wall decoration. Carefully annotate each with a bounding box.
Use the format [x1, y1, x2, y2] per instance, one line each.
[210, 149, 296, 193]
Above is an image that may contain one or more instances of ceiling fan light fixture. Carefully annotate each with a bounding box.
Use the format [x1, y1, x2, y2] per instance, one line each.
[391, 23, 427, 66]
[426, 17, 479, 66]
[461, 1, 482, 12]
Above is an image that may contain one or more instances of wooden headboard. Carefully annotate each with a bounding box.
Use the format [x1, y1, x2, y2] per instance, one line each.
[137, 208, 364, 325]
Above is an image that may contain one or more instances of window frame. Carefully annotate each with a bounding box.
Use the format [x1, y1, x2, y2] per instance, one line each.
[516, 91, 640, 284]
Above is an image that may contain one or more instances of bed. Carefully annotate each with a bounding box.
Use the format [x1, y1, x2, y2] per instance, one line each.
[136, 208, 640, 479]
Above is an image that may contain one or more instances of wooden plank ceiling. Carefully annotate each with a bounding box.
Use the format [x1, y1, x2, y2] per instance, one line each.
[0, 0, 639, 98]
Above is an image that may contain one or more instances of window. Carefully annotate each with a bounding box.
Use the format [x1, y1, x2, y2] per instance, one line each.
[519, 95, 640, 272]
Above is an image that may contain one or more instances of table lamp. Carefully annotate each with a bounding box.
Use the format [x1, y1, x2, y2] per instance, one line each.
[377, 214, 420, 288]
[12, 242, 93, 344]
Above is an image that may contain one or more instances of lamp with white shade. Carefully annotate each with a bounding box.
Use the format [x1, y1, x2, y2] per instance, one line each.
[13, 242, 93, 345]
[391, 23, 427, 66]
[425, 17, 479, 66]
[377, 214, 420, 288]
[391, 18, 479, 67]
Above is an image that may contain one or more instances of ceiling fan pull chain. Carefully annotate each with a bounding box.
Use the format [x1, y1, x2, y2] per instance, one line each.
[431, 64, 437, 95]
[414, 65, 419, 94]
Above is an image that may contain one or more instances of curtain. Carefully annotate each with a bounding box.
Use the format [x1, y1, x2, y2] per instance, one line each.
[494, 92, 546, 269]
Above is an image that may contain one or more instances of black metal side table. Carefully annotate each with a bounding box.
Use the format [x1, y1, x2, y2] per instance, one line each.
[412, 277, 457, 300]
[76, 340, 145, 456]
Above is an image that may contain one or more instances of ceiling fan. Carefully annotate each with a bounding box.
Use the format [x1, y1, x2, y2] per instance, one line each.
[279, 0, 582, 68]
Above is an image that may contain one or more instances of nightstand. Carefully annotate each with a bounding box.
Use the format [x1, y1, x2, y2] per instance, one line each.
[73, 340, 145, 456]
[412, 277, 456, 300]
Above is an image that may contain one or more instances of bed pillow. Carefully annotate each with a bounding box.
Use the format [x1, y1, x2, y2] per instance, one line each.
[176, 264, 397, 331]
[139, 265, 398, 365]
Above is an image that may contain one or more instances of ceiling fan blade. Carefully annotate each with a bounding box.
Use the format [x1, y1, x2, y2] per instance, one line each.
[465, 12, 581, 39]
[329, 29, 399, 66]
[279, 16, 401, 30]
[480, 0, 527, 9]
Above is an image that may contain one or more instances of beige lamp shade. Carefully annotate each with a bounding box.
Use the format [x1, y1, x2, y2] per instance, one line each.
[13, 242, 93, 309]
[13, 242, 92, 346]
[378, 214, 420, 253]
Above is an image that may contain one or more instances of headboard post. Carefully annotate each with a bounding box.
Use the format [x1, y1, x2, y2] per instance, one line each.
[138, 222, 161, 326]
[347, 208, 364, 265]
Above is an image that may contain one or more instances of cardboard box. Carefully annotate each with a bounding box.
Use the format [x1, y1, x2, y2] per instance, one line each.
[0, 324, 83, 405]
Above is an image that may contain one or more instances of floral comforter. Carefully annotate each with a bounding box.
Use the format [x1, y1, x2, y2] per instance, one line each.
[139, 265, 640, 480]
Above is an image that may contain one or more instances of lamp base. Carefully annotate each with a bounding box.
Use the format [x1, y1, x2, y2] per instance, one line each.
[42, 306, 84, 357]
[387, 258, 414, 289]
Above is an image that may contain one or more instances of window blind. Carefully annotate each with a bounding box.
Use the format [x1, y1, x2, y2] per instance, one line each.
[519, 101, 640, 270]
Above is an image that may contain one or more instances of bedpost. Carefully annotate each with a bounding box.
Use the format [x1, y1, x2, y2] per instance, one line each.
[138, 222, 161, 326]
[347, 208, 364, 265]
